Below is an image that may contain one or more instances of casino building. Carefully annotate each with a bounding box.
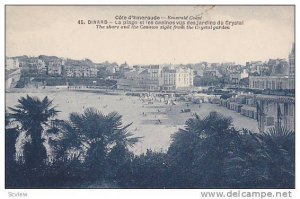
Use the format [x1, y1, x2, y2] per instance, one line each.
[249, 44, 295, 90]
[256, 94, 295, 133]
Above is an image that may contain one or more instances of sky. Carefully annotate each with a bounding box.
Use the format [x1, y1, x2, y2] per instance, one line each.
[6, 6, 294, 65]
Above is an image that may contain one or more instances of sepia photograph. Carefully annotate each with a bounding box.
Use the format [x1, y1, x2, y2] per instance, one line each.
[4, 5, 295, 191]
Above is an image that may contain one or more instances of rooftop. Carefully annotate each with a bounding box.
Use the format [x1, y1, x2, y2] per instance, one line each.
[255, 94, 295, 103]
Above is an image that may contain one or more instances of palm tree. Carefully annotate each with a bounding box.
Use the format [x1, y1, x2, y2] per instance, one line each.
[58, 107, 140, 184]
[261, 126, 295, 154]
[254, 127, 295, 188]
[5, 110, 21, 188]
[224, 127, 295, 188]
[168, 112, 240, 188]
[8, 95, 59, 169]
[183, 111, 233, 137]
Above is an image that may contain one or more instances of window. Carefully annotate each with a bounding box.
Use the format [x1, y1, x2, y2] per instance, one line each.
[272, 81, 275, 89]
[288, 104, 294, 116]
[265, 117, 274, 126]
[260, 81, 265, 89]
[278, 82, 283, 89]
[284, 103, 288, 115]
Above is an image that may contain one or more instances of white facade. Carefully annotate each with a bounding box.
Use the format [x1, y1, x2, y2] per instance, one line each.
[240, 69, 249, 79]
[118, 65, 194, 91]
[230, 69, 249, 84]
[6, 58, 20, 70]
[47, 61, 63, 76]
[160, 67, 193, 90]
[65, 65, 98, 77]
[249, 76, 294, 90]
[30, 59, 47, 74]
[106, 65, 117, 74]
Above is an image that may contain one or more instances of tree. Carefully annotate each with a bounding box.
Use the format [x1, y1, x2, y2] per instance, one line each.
[223, 127, 295, 188]
[167, 112, 295, 188]
[168, 112, 239, 188]
[255, 127, 295, 188]
[130, 150, 169, 188]
[58, 107, 140, 185]
[5, 111, 21, 188]
[8, 95, 59, 187]
[106, 144, 134, 187]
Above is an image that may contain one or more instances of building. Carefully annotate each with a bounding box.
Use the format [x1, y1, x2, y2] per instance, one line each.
[30, 59, 47, 75]
[249, 44, 295, 90]
[191, 63, 206, 76]
[105, 63, 120, 74]
[6, 57, 20, 70]
[241, 105, 257, 119]
[219, 93, 258, 120]
[117, 66, 161, 91]
[203, 69, 222, 78]
[246, 61, 264, 74]
[47, 60, 63, 76]
[89, 65, 98, 77]
[288, 43, 295, 89]
[116, 69, 141, 90]
[65, 65, 97, 77]
[208, 63, 221, 69]
[256, 94, 295, 133]
[229, 69, 249, 84]
[63, 59, 98, 78]
[106, 65, 117, 74]
[6, 68, 21, 89]
[249, 76, 290, 90]
[160, 67, 194, 91]
[135, 68, 158, 91]
[117, 65, 194, 91]
[268, 59, 289, 75]
[221, 62, 235, 67]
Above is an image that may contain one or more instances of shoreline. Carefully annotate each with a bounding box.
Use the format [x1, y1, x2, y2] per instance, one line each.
[6, 88, 259, 154]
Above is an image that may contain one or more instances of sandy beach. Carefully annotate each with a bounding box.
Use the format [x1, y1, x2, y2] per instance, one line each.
[6, 89, 259, 154]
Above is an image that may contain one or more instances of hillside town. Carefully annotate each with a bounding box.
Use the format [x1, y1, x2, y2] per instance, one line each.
[6, 44, 295, 134]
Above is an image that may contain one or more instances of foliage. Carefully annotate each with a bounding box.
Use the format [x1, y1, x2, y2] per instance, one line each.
[130, 150, 170, 188]
[7, 95, 59, 187]
[5, 111, 21, 188]
[5, 96, 295, 188]
[48, 107, 140, 186]
[167, 114, 295, 188]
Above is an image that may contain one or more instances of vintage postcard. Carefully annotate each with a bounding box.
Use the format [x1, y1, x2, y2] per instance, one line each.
[5, 5, 295, 191]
